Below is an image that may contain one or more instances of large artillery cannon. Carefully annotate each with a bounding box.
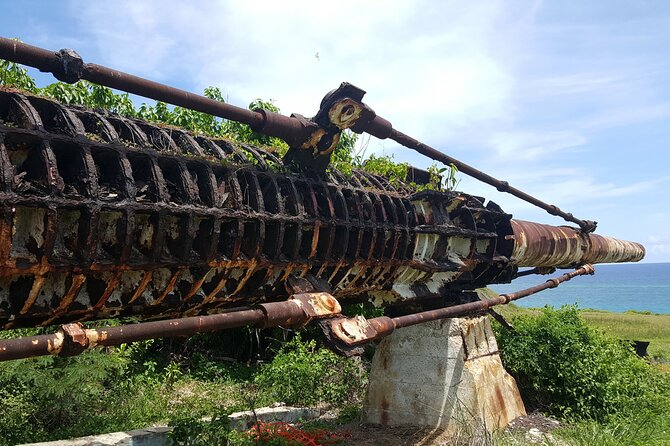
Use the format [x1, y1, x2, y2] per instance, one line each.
[0, 38, 644, 361]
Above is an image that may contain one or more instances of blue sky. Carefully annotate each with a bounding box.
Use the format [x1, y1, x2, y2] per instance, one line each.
[2, 1, 669, 262]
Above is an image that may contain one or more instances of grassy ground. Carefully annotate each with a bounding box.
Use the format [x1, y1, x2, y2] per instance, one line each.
[495, 304, 670, 360]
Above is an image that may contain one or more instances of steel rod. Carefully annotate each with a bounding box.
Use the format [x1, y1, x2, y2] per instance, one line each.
[395, 264, 594, 330]
[331, 264, 596, 345]
[386, 128, 597, 232]
[0, 38, 306, 143]
[0, 303, 308, 362]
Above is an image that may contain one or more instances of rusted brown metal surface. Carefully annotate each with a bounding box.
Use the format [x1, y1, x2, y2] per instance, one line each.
[326, 264, 595, 350]
[0, 38, 648, 362]
[0, 87, 521, 329]
[510, 220, 645, 267]
[0, 37, 596, 230]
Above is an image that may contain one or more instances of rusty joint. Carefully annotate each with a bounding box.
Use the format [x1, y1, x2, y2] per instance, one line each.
[53, 48, 84, 83]
[58, 322, 90, 356]
[327, 315, 394, 346]
[283, 82, 375, 172]
[546, 278, 560, 288]
[290, 292, 341, 318]
[258, 292, 341, 328]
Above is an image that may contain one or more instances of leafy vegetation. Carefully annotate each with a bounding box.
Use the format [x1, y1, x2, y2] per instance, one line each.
[494, 306, 670, 446]
[494, 306, 668, 421]
[1, 52, 459, 191]
[254, 335, 366, 406]
[0, 328, 365, 445]
[496, 303, 670, 361]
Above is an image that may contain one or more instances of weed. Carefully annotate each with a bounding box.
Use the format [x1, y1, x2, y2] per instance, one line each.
[494, 306, 670, 423]
[255, 335, 367, 407]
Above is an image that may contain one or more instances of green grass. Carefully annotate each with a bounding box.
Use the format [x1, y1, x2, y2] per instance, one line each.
[494, 303, 670, 360]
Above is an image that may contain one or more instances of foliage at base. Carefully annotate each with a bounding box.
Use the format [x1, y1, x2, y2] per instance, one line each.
[494, 306, 670, 422]
[254, 335, 367, 406]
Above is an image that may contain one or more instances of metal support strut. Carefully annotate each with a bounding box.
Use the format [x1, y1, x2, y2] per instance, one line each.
[0, 266, 594, 361]
[0, 292, 340, 361]
[324, 264, 595, 355]
[0, 37, 596, 232]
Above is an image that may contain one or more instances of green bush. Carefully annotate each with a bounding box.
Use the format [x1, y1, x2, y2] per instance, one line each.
[494, 306, 668, 421]
[254, 335, 367, 406]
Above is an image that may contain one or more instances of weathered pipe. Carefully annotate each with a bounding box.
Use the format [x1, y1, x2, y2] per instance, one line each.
[510, 220, 645, 267]
[0, 302, 307, 361]
[0, 37, 304, 144]
[332, 264, 596, 345]
[382, 128, 598, 232]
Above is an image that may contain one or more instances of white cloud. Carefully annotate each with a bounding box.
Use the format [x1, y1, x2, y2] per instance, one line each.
[68, 0, 527, 140]
[648, 234, 670, 255]
[60, 0, 670, 263]
[489, 129, 587, 161]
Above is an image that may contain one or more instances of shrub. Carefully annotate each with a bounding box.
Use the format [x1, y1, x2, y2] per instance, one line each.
[494, 306, 668, 422]
[254, 335, 367, 406]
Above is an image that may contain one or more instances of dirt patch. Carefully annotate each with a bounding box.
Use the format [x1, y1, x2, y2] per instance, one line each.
[330, 423, 434, 446]
[505, 411, 561, 434]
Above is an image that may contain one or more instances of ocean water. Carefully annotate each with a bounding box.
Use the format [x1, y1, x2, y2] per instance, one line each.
[489, 262, 670, 314]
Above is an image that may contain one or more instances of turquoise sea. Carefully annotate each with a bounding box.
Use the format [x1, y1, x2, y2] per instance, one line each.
[490, 262, 670, 315]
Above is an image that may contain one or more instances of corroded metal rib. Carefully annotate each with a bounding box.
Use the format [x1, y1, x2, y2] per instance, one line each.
[0, 88, 517, 328]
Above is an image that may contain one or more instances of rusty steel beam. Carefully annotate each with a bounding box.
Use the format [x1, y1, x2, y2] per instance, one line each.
[327, 264, 595, 348]
[509, 220, 645, 267]
[361, 123, 598, 232]
[0, 292, 340, 361]
[0, 38, 303, 143]
[0, 37, 596, 231]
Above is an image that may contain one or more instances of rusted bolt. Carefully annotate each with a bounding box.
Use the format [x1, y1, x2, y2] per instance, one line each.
[341, 105, 355, 120]
[323, 295, 337, 311]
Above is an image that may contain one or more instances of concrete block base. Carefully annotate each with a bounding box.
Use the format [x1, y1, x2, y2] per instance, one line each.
[364, 316, 525, 433]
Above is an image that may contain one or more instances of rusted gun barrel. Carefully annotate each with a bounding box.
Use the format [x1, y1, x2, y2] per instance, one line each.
[0, 39, 645, 361]
[510, 220, 644, 267]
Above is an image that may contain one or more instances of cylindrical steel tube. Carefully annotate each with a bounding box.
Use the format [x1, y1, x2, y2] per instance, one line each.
[0, 38, 301, 139]
[510, 220, 645, 267]
[83, 64, 264, 129]
[384, 127, 597, 232]
[329, 265, 596, 347]
[0, 307, 274, 361]
[381, 264, 595, 334]
[0, 333, 64, 361]
[0, 38, 56, 73]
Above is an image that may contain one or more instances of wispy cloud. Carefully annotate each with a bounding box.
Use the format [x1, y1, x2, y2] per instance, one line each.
[54, 0, 670, 262]
[648, 234, 670, 255]
[489, 130, 587, 161]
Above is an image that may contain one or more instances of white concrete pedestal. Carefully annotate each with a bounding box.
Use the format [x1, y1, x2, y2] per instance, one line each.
[364, 316, 525, 434]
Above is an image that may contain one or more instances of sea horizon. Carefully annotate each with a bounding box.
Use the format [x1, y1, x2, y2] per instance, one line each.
[489, 262, 670, 315]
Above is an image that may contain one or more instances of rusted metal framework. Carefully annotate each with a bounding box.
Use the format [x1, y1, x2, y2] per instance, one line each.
[0, 38, 645, 361]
